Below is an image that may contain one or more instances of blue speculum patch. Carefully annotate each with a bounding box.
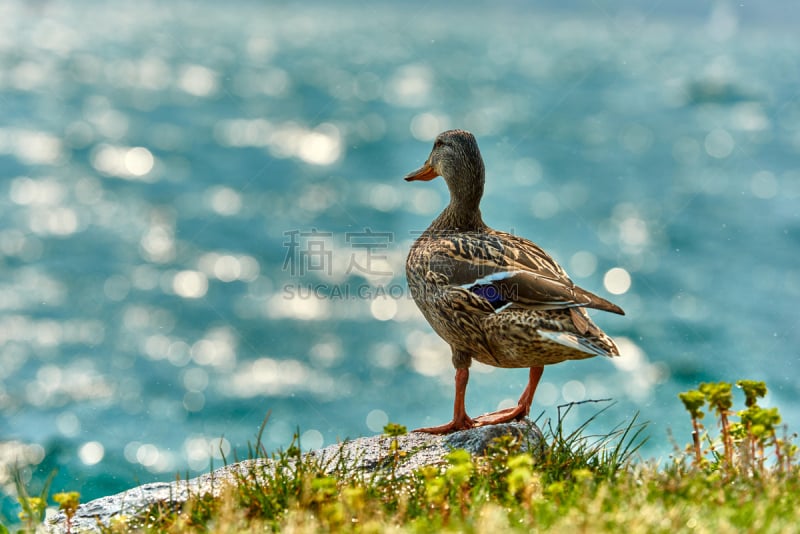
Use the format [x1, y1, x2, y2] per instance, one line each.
[469, 284, 508, 310]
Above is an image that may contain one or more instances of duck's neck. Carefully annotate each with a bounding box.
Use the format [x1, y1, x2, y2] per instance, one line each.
[429, 169, 487, 232]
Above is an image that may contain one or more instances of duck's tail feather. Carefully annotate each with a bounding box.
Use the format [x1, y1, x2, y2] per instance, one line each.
[538, 329, 619, 357]
[575, 287, 625, 315]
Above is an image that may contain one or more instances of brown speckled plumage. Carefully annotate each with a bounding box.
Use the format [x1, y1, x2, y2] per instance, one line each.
[404, 129, 624, 434]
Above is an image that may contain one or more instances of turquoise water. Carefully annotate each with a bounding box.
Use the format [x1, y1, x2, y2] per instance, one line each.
[2, 0, 800, 518]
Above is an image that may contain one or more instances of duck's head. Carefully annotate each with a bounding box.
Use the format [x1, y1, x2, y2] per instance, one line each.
[405, 129, 486, 229]
[404, 130, 485, 206]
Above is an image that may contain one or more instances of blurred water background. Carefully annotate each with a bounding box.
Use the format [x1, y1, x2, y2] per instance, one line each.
[2, 0, 800, 520]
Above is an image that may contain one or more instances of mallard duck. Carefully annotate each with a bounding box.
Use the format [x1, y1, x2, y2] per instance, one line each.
[405, 129, 624, 434]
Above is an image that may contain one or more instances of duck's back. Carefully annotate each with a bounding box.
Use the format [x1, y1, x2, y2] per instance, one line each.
[406, 226, 622, 367]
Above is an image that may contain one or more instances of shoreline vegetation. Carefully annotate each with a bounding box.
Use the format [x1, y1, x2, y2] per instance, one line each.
[4, 379, 798, 533]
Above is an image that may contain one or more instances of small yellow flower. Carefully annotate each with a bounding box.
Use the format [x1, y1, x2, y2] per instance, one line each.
[18, 496, 47, 522]
[53, 491, 81, 514]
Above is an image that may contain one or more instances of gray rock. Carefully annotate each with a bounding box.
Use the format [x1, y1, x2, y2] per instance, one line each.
[46, 420, 543, 533]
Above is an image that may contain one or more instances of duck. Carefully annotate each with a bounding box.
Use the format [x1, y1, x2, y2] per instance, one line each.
[404, 129, 625, 434]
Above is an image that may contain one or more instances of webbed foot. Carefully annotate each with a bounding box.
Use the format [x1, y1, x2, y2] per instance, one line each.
[413, 414, 475, 434]
[473, 404, 527, 425]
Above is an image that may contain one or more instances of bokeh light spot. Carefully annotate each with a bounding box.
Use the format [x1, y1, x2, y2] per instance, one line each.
[301, 429, 324, 450]
[136, 443, 160, 467]
[183, 391, 205, 412]
[56, 412, 81, 437]
[535, 382, 559, 406]
[370, 298, 397, 321]
[385, 64, 433, 107]
[513, 158, 543, 186]
[569, 251, 597, 278]
[79, 441, 105, 466]
[366, 409, 389, 432]
[173, 270, 208, 299]
[178, 64, 218, 97]
[297, 124, 342, 165]
[750, 170, 778, 199]
[604, 267, 631, 295]
[124, 147, 154, 176]
[562, 380, 586, 402]
[704, 128, 734, 158]
[369, 184, 400, 212]
[214, 255, 242, 282]
[531, 191, 559, 219]
[410, 112, 450, 141]
[183, 367, 209, 392]
[208, 186, 243, 216]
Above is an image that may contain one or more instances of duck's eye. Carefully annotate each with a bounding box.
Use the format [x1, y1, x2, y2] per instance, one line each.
[433, 139, 444, 149]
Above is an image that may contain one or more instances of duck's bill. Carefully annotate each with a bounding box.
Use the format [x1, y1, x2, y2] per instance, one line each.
[404, 163, 439, 181]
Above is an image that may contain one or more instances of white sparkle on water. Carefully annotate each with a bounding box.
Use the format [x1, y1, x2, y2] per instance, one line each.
[604, 267, 632, 295]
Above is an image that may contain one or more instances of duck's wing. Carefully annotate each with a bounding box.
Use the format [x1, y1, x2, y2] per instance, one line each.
[429, 231, 624, 316]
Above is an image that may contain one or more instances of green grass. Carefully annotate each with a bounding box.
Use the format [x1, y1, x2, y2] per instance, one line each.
[4, 380, 800, 533]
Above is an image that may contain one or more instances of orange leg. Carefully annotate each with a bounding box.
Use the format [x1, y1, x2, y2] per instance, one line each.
[414, 368, 475, 434]
[473, 366, 544, 425]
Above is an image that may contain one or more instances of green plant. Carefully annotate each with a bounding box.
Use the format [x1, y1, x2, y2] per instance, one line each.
[538, 401, 648, 483]
[699, 382, 734, 464]
[382, 422, 408, 481]
[13, 468, 55, 534]
[678, 389, 706, 465]
[52, 492, 81, 534]
[678, 379, 797, 476]
[94, 403, 647, 532]
[9, 384, 798, 533]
